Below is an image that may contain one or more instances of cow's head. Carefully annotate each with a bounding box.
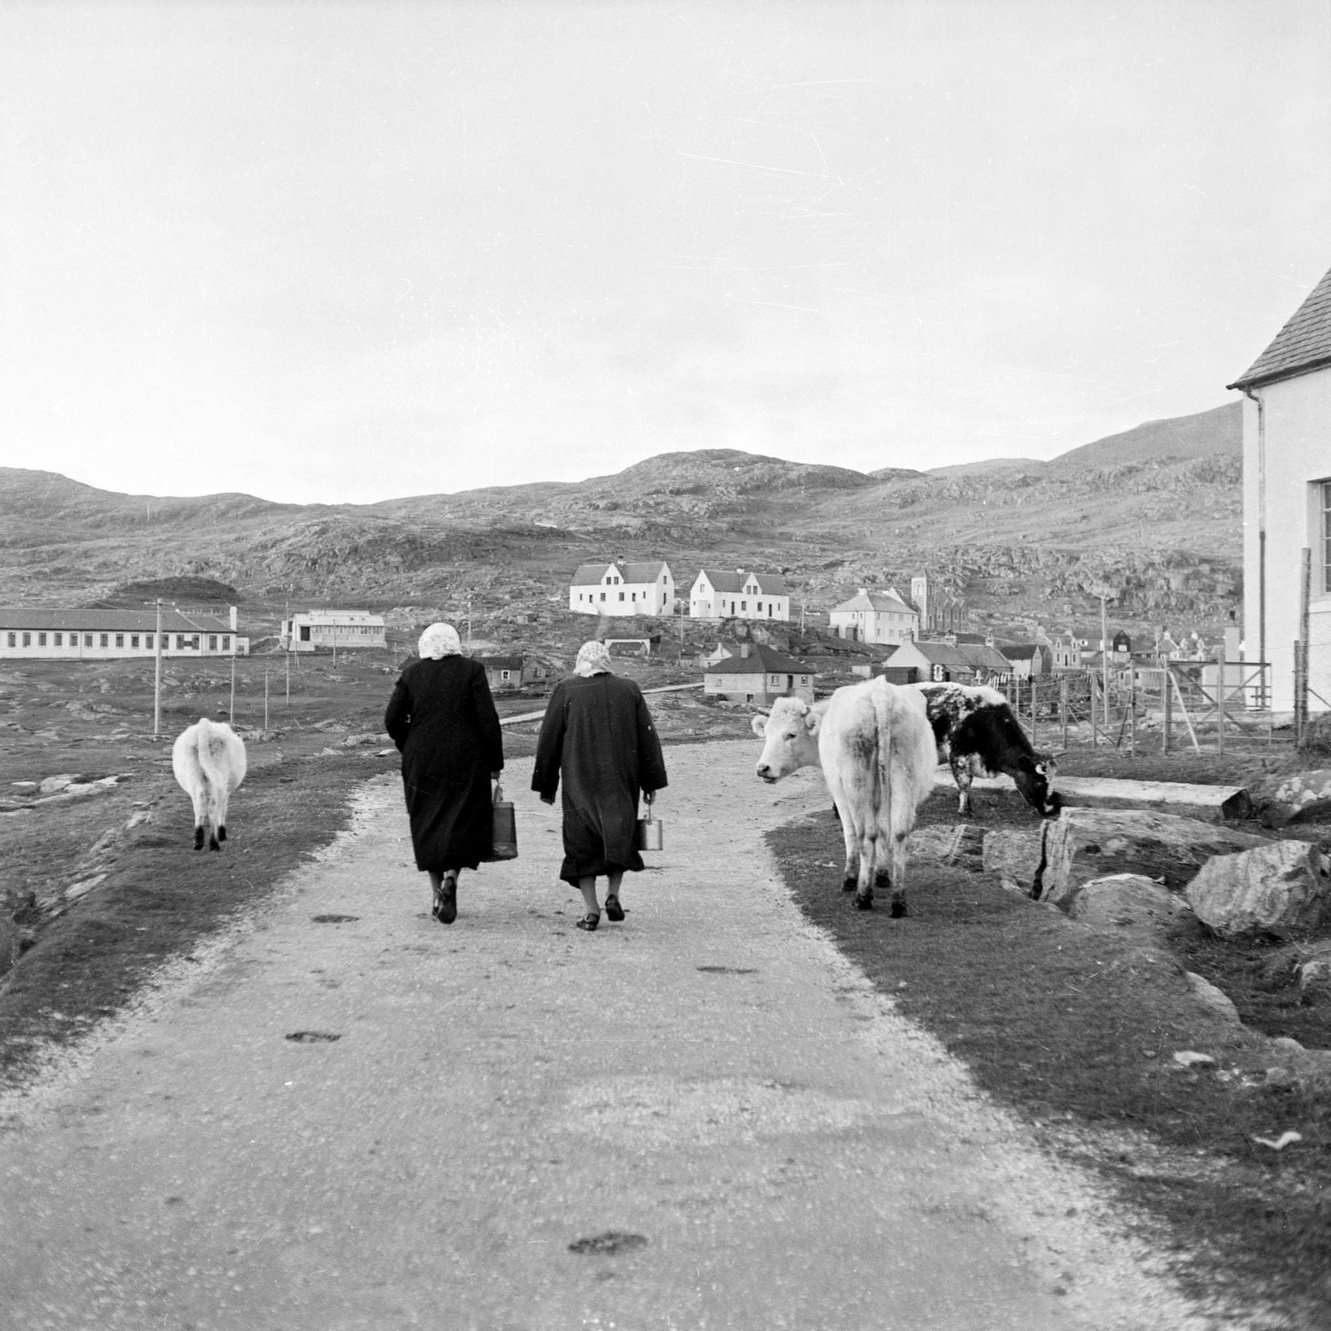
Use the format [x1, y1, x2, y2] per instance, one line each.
[1013, 751, 1060, 816]
[752, 697, 821, 783]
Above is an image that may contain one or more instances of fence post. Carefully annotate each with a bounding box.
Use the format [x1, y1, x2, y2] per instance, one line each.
[1163, 667, 1172, 754]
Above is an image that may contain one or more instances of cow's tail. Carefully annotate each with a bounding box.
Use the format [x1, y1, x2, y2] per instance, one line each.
[870, 680, 894, 842]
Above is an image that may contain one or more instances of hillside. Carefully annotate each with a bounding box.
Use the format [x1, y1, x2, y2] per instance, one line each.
[0, 401, 1243, 640]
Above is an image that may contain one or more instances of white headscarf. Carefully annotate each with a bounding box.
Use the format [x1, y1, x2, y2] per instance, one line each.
[418, 622, 462, 660]
[574, 640, 614, 677]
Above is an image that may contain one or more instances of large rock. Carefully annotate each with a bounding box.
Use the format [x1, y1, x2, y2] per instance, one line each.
[1067, 873, 1193, 941]
[1248, 769, 1331, 827]
[1035, 808, 1269, 909]
[981, 828, 1046, 896]
[1185, 841, 1331, 940]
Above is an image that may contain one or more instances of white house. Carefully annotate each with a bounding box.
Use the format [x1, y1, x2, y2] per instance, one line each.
[885, 639, 1012, 685]
[1227, 259, 1331, 714]
[701, 642, 815, 704]
[568, 560, 675, 617]
[0, 607, 249, 660]
[827, 587, 919, 645]
[280, 609, 387, 652]
[688, 568, 790, 621]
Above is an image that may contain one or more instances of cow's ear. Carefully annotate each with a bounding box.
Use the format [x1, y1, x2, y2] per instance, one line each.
[750, 713, 769, 737]
[804, 708, 822, 737]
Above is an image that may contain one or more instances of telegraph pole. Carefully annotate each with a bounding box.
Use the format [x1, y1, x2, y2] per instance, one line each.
[153, 598, 163, 739]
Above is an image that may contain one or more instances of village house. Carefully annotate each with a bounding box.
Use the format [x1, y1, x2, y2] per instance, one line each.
[688, 568, 790, 621]
[701, 643, 816, 705]
[827, 587, 919, 645]
[1229, 258, 1331, 714]
[1001, 643, 1054, 680]
[474, 654, 549, 694]
[280, 609, 387, 652]
[0, 607, 249, 660]
[568, 560, 675, 617]
[883, 638, 1013, 685]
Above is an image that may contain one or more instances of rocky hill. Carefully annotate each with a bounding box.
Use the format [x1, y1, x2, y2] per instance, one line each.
[1, 401, 1243, 641]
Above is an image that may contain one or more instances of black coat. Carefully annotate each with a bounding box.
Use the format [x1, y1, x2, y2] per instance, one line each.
[384, 656, 504, 872]
[532, 673, 668, 885]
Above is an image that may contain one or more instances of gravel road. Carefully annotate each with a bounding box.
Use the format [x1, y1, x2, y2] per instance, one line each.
[0, 740, 1219, 1330]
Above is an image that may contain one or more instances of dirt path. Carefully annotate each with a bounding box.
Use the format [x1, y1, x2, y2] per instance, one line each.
[0, 741, 1217, 1330]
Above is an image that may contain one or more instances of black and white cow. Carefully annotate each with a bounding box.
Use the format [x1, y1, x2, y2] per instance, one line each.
[914, 682, 1059, 817]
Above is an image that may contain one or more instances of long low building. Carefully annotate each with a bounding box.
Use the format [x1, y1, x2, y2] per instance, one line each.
[0, 608, 250, 659]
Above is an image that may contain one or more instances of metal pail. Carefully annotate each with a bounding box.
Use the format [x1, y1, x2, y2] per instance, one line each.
[635, 816, 664, 852]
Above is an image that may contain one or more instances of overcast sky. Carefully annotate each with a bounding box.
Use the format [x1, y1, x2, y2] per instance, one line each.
[2, 1, 1328, 505]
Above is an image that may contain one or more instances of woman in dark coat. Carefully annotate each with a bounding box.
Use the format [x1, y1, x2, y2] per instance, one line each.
[384, 622, 504, 925]
[532, 640, 668, 932]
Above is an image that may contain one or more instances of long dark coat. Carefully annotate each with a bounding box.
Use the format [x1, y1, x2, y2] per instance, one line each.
[384, 656, 504, 873]
[531, 672, 668, 885]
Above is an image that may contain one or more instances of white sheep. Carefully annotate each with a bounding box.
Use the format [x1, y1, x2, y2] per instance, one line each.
[172, 718, 247, 851]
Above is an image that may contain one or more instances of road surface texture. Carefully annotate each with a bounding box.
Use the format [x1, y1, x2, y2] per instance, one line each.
[0, 741, 1217, 1331]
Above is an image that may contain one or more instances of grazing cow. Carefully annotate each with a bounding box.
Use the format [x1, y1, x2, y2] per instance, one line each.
[914, 682, 1059, 817]
[172, 718, 247, 851]
[752, 678, 937, 914]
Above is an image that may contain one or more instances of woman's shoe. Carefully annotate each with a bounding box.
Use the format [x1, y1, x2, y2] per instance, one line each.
[433, 871, 458, 925]
[576, 912, 600, 932]
[603, 894, 625, 922]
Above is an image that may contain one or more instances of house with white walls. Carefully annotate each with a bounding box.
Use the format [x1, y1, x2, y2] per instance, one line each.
[280, 609, 387, 652]
[1227, 259, 1331, 714]
[0, 607, 249, 659]
[568, 560, 675, 617]
[688, 568, 790, 621]
[827, 587, 918, 645]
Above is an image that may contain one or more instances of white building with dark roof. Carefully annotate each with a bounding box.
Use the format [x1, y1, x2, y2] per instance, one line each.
[568, 560, 675, 617]
[0, 607, 249, 659]
[1228, 258, 1331, 714]
[828, 587, 919, 645]
[688, 568, 790, 621]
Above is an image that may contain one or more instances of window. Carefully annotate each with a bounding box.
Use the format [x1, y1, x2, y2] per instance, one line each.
[115, 634, 124, 647]
[84, 634, 93, 647]
[6, 633, 14, 647]
[145, 634, 153, 649]
[53, 632, 62, 646]
[208, 635, 217, 651]
[99, 634, 108, 647]
[37, 632, 46, 646]
[618, 592, 625, 602]
[130, 635, 139, 648]
[22, 632, 30, 646]
[221, 636, 230, 651]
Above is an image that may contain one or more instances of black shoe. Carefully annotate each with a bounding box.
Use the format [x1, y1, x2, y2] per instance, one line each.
[603, 895, 625, 922]
[576, 912, 600, 932]
[433, 872, 458, 924]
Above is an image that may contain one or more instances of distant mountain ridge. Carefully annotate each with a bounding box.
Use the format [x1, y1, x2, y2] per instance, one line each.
[1, 400, 1243, 638]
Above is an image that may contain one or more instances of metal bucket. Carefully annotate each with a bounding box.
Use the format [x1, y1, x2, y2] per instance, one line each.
[635, 816, 664, 852]
[491, 785, 518, 860]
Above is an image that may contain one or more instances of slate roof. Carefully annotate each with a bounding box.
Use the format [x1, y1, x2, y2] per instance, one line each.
[1228, 261, 1331, 389]
[830, 589, 915, 615]
[695, 568, 789, 596]
[571, 560, 670, 586]
[695, 568, 746, 593]
[749, 571, 788, 595]
[570, 562, 615, 585]
[899, 640, 1012, 672]
[703, 644, 814, 675]
[0, 608, 237, 632]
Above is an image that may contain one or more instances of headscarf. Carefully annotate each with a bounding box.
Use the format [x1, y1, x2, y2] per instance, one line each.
[418, 622, 462, 660]
[574, 640, 614, 678]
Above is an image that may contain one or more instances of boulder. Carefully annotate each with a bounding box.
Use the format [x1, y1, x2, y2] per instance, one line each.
[1067, 873, 1193, 941]
[1297, 941, 1331, 998]
[1036, 809, 1269, 909]
[1185, 841, 1331, 940]
[1248, 769, 1331, 827]
[1184, 971, 1242, 1024]
[981, 827, 1046, 896]
[907, 824, 986, 873]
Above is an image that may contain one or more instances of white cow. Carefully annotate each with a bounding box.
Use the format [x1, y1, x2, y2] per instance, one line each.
[172, 718, 247, 851]
[751, 678, 937, 914]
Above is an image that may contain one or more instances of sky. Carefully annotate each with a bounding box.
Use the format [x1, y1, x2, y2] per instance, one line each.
[2, 1, 1329, 506]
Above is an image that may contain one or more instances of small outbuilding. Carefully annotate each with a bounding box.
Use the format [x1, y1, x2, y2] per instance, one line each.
[702, 643, 816, 705]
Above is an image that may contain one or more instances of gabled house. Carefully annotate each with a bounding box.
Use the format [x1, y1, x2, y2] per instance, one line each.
[1227, 259, 1331, 714]
[827, 587, 919, 645]
[884, 639, 1012, 685]
[701, 643, 816, 705]
[568, 560, 675, 617]
[1001, 643, 1053, 680]
[688, 568, 790, 621]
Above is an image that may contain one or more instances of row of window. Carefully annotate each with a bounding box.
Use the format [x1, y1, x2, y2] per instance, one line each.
[4, 632, 232, 651]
